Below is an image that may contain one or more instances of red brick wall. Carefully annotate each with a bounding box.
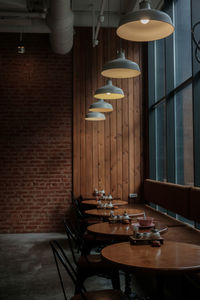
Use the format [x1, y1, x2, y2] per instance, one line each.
[0, 33, 73, 233]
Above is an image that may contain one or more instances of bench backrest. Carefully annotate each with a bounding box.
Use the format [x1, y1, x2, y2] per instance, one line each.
[144, 179, 190, 219]
[189, 187, 200, 222]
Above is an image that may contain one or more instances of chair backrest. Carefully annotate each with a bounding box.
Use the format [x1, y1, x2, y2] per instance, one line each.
[71, 196, 84, 215]
[63, 220, 83, 265]
[50, 240, 87, 300]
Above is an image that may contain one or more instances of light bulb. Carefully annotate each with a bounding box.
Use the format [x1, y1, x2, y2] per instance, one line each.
[106, 92, 111, 95]
[140, 19, 150, 24]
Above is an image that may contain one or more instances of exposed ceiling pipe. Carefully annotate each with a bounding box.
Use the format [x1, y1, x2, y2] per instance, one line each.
[47, 0, 74, 55]
[93, 0, 106, 47]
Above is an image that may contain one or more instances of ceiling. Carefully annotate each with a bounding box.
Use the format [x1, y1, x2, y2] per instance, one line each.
[0, 0, 164, 31]
[0, 0, 164, 53]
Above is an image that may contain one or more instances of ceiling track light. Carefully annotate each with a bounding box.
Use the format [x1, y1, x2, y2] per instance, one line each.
[89, 99, 113, 112]
[17, 32, 25, 54]
[94, 79, 124, 100]
[101, 49, 141, 79]
[85, 111, 106, 121]
[117, 0, 174, 42]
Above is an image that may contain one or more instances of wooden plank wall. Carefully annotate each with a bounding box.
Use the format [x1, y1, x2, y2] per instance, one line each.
[73, 27, 144, 200]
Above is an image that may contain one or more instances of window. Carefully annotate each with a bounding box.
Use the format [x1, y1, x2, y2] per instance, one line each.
[148, 0, 193, 185]
[147, 0, 200, 227]
[174, 0, 192, 87]
[155, 102, 167, 181]
[175, 84, 194, 185]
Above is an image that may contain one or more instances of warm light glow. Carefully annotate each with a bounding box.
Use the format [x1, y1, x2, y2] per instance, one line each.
[106, 92, 111, 95]
[140, 19, 150, 24]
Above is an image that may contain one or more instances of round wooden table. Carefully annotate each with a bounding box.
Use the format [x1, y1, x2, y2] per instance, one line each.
[84, 208, 144, 219]
[87, 221, 168, 240]
[82, 199, 128, 207]
[101, 241, 200, 298]
[101, 241, 200, 273]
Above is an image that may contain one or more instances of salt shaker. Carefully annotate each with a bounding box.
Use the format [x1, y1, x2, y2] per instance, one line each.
[150, 228, 160, 240]
[132, 224, 139, 238]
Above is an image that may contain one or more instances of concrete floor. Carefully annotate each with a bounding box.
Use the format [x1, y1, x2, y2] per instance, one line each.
[0, 233, 114, 300]
[1, 233, 196, 300]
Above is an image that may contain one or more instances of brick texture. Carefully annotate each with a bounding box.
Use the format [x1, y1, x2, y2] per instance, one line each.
[0, 33, 73, 233]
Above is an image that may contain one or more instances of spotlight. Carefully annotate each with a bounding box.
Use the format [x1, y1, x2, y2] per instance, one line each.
[17, 33, 25, 54]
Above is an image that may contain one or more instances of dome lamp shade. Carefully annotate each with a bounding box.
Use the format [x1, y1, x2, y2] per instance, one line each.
[85, 112, 106, 121]
[101, 49, 141, 78]
[116, 0, 174, 42]
[89, 99, 113, 112]
[94, 79, 124, 100]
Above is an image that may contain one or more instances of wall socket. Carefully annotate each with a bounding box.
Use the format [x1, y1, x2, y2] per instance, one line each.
[129, 193, 138, 198]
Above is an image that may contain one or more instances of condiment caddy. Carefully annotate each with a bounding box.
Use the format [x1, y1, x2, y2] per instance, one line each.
[130, 227, 164, 245]
[109, 211, 130, 224]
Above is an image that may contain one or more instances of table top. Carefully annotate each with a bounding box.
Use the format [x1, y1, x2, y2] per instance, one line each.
[84, 208, 144, 218]
[82, 199, 128, 206]
[87, 221, 168, 238]
[101, 241, 200, 273]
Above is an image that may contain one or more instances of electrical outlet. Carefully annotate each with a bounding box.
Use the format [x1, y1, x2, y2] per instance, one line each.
[129, 193, 138, 198]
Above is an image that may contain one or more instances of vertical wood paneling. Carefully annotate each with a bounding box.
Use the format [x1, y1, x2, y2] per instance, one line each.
[92, 44, 99, 194]
[73, 29, 81, 197]
[128, 42, 135, 197]
[97, 30, 105, 192]
[80, 28, 86, 197]
[85, 28, 93, 197]
[117, 84, 123, 200]
[134, 43, 141, 193]
[122, 70, 129, 201]
[73, 28, 144, 200]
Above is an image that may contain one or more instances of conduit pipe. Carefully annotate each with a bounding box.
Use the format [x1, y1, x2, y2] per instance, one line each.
[47, 0, 74, 55]
[93, 0, 106, 47]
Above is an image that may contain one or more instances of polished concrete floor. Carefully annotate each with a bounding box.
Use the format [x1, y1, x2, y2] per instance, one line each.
[0, 233, 198, 300]
[0, 233, 115, 300]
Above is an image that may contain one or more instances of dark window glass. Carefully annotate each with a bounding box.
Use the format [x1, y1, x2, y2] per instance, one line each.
[155, 39, 165, 101]
[175, 84, 194, 185]
[157, 205, 167, 213]
[156, 103, 167, 181]
[174, 0, 192, 86]
[167, 210, 176, 218]
[177, 215, 195, 226]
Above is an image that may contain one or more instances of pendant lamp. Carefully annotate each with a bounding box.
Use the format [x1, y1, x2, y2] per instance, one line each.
[101, 49, 141, 78]
[116, 0, 174, 42]
[85, 112, 106, 121]
[94, 79, 124, 100]
[89, 99, 113, 112]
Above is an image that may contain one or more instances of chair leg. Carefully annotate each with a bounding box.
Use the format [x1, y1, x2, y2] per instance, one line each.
[124, 272, 132, 298]
[111, 270, 121, 290]
[75, 271, 86, 294]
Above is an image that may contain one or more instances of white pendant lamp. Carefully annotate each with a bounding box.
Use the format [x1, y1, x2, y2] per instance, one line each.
[101, 49, 141, 78]
[117, 0, 174, 42]
[94, 79, 124, 100]
[89, 99, 113, 112]
[85, 112, 106, 121]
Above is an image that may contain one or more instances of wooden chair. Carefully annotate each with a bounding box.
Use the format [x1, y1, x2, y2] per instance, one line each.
[64, 219, 112, 254]
[71, 195, 101, 233]
[50, 240, 127, 300]
[63, 221, 120, 293]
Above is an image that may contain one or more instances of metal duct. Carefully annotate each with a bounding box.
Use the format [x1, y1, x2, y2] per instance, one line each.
[47, 0, 74, 55]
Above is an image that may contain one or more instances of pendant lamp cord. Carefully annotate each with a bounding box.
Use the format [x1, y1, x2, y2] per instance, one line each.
[118, 0, 122, 54]
[192, 21, 200, 63]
